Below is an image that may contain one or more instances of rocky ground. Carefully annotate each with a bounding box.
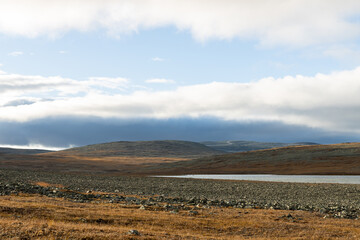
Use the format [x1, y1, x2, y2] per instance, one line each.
[0, 168, 359, 219]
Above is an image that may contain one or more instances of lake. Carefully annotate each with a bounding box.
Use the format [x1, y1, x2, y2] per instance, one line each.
[158, 174, 360, 184]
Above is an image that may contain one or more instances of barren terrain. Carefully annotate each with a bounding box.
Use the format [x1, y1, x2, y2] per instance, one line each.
[0, 168, 359, 239]
[1, 194, 359, 239]
[1, 141, 360, 175]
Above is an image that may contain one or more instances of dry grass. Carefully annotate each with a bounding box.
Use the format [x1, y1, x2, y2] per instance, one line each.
[1, 142, 360, 175]
[0, 194, 359, 239]
[33, 182, 65, 188]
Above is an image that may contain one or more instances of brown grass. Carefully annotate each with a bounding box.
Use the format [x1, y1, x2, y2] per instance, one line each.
[1, 142, 360, 175]
[0, 194, 359, 239]
[33, 181, 65, 188]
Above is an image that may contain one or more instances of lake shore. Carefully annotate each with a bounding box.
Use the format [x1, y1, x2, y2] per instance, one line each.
[156, 174, 360, 184]
[0, 168, 359, 219]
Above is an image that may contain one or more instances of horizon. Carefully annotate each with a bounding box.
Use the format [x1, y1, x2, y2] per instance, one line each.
[0, 138, 353, 151]
[1, 1, 360, 148]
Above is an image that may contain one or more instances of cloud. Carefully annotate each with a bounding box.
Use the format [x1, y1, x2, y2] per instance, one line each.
[87, 77, 129, 91]
[8, 51, 24, 57]
[2, 67, 360, 134]
[3, 99, 36, 107]
[0, 1, 360, 46]
[152, 57, 164, 62]
[145, 78, 175, 84]
[323, 45, 360, 63]
[0, 73, 81, 98]
[58, 50, 67, 54]
[0, 143, 64, 151]
[0, 73, 129, 107]
[0, 117, 357, 148]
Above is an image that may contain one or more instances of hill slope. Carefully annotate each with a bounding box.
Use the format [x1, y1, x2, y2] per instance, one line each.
[57, 140, 223, 158]
[1, 141, 360, 175]
[202, 140, 318, 152]
[0, 140, 223, 174]
[0, 147, 52, 155]
[151, 142, 360, 175]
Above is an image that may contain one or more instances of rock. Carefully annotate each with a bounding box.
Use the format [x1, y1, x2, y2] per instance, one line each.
[189, 210, 198, 215]
[95, 218, 105, 224]
[319, 208, 327, 214]
[128, 229, 140, 235]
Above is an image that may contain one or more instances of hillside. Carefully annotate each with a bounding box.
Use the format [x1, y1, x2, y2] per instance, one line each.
[56, 140, 223, 158]
[151, 142, 360, 175]
[0, 147, 52, 155]
[202, 140, 318, 152]
[1, 141, 360, 175]
[0, 140, 223, 174]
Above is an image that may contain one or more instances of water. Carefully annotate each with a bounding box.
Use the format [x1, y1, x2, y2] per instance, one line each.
[158, 174, 360, 184]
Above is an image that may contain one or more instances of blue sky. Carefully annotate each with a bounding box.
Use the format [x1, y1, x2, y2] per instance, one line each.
[1, 1, 360, 149]
[1, 28, 352, 86]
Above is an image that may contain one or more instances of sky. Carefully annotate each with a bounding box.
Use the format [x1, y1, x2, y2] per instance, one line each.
[1, 0, 360, 149]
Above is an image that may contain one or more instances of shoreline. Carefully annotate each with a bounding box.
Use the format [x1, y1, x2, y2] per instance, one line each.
[0, 168, 359, 219]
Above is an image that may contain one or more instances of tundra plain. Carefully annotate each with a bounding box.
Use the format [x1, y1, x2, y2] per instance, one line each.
[0, 140, 359, 239]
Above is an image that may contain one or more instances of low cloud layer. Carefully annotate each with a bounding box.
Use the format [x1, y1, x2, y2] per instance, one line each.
[0, 117, 357, 148]
[1, 67, 360, 134]
[0, 1, 359, 46]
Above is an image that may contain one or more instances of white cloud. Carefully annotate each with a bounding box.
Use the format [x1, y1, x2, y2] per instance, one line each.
[58, 50, 67, 54]
[0, 144, 65, 151]
[0, 73, 129, 106]
[145, 78, 175, 84]
[152, 57, 164, 62]
[0, 1, 360, 46]
[2, 67, 360, 134]
[8, 51, 24, 57]
[323, 45, 360, 63]
[3, 98, 36, 107]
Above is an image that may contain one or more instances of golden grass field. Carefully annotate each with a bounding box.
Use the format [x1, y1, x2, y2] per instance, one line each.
[0, 193, 359, 239]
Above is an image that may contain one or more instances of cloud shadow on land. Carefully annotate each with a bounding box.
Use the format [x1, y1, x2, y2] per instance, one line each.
[0, 117, 359, 148]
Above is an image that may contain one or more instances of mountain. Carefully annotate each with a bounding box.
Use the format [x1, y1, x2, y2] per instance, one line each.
[202, 140, 318, 152]
[0, 147, 52, 155]
[152, 142, 360, 175]
[56, 140, 223, 158]
[0, 140, 223, 174]
[1, 141, 359, 175]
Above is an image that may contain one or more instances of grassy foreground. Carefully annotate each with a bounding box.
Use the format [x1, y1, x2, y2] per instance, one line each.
[0, 194, 359, 239]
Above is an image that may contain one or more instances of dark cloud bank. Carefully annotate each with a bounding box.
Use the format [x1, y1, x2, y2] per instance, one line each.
[0, 117, 359, 148]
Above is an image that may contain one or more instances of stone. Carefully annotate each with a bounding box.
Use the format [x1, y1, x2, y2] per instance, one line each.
[189, 210, 198, 215]
[128, 229, 140, 235]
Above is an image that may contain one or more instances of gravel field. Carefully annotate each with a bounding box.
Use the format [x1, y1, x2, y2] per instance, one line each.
[0, 168, 359, 219]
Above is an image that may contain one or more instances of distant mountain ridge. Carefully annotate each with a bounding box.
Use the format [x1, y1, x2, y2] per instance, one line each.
[152, 142, 360, 175]
[202, 140, 318, 152]
[57, 140, 224, 158]
[0, 147, 52, 155]
[0, 141, 359, 175]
